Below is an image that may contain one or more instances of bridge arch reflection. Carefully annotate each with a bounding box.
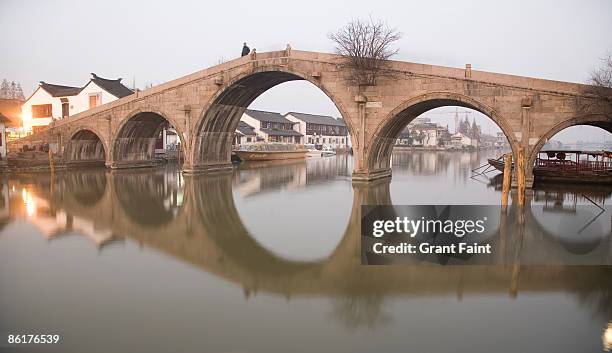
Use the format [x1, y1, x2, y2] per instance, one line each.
[112, 168, 185, 227]
[4, 169, 611, 309]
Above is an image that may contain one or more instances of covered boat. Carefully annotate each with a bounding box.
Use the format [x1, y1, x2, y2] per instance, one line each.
[533, 150, 612, 184]
[487, 150, 612, 184]
[235, 143, 307, 161]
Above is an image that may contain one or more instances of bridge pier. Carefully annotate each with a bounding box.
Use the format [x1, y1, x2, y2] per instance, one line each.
[181, 163, 234, 175]
[65, 160, 106, 168]
[351, 168, 392, 182]
[108, 160, 159, 169]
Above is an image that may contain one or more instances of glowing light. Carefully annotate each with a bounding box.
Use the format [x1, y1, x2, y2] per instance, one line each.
[21, 109, 32, 132]
[21, 188, 36, 217]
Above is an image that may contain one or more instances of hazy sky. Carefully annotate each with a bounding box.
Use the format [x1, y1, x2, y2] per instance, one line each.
[1, 0, 611, 142]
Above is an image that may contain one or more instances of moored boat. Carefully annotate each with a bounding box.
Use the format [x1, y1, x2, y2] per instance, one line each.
[533, 150, 612, 184]
[487, 156, 512, 172]
[235, 143, 308, 161]
[321, 146, 336, 156]
[488, 150, 612, 184]
[304, 144, 323, 157]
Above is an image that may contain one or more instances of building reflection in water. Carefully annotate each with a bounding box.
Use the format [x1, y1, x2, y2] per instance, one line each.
[0, 150, 610, 348]
[234, 154, 352, 197]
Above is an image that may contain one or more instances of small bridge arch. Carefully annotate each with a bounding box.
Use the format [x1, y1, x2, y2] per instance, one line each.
[110, 108, 186, 168]
[528, 113, 612, 168]
[64, 128, 108, 166]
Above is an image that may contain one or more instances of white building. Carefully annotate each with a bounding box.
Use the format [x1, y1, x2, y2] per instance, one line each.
[234, 121, 259, 145]
[240, 109, 302, 143]
[402, 122, 450, 148]
[450, 132, 477, 148]
[21, 73, 133, 134]
[284, 112, 350, 149]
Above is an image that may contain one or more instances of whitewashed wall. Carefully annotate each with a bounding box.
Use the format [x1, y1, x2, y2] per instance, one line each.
[21, 88, 62, 130]
[71, 82, 119, 114]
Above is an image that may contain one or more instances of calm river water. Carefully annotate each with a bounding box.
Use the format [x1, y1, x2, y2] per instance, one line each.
[1, 150, 611, 353]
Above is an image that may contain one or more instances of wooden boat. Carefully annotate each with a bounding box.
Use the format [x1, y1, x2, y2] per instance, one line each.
[533, 150, 612, 184]
[235, 143, 307, 161]
[487, 157, 512, 172]
[489, 150, 612, 184]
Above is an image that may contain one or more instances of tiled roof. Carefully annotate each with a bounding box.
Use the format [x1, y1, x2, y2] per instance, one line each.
[260, 128, 302, 137]
[39, 82, 81, 97]
[236, 121, 257, 135]
[285, 112, 346, 126]
[0, 98, 23, 128]
[245, 109, 294, 124]
[90, 73, 133, 98]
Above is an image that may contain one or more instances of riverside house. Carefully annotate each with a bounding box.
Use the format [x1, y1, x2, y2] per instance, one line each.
[284, 112, 349, 149]
[240, 109, 303, 143]
[21, 73, 133, 134]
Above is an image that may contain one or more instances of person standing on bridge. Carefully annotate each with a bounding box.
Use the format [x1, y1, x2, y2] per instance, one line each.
[241, 43, 250, 57]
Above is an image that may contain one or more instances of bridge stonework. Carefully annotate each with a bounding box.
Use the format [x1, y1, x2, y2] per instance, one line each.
[9, 50, 611, 185]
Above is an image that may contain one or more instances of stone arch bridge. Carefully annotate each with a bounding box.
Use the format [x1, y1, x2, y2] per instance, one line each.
[9, 49, 612, 185]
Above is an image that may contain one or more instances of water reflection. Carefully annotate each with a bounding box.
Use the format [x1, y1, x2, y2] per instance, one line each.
[0, 151, 611, 352]
[234, 155, 352, 197]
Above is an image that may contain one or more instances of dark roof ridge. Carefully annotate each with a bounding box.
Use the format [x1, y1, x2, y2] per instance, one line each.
[89, 73, 133, 98]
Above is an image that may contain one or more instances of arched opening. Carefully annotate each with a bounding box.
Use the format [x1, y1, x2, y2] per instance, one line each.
[191, 71, 303, 169]
[367, 95, 519, 204]
[191, 69, 353, 261]
[528, 115, 612, 172]
[369, 96, 518, 174]
[64, 129, 106, 167]
[190, 69, 352, 170]
[112, 111, 183, 168]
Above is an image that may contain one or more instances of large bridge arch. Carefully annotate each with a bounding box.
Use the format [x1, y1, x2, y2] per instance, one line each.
[187, 65, 357, 171]
[110, 108, 186, 168]
[63, 128, 108, 166]
[527, 113, 612, 168]
[362, 92, 520, 177]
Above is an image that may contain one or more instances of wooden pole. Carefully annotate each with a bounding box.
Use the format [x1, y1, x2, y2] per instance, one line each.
[48, 145, 55, 173]
[501, 153, 513, 210]
[517, 147, 525, 206]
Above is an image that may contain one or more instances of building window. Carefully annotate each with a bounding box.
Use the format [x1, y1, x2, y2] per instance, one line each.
[32, 126, 47, 134]
[89, 94, 100, 109]
[32, 104, 52, 118]
[61, 98, 69, 118]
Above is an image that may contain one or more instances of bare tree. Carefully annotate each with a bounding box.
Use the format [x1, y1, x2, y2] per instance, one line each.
[577, 53, 612, 115]
[589, 53, 612, 102]
[329, 17, 402, 86]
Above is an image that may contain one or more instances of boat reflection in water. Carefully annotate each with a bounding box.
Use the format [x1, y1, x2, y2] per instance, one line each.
[0, 150, 610, 353]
